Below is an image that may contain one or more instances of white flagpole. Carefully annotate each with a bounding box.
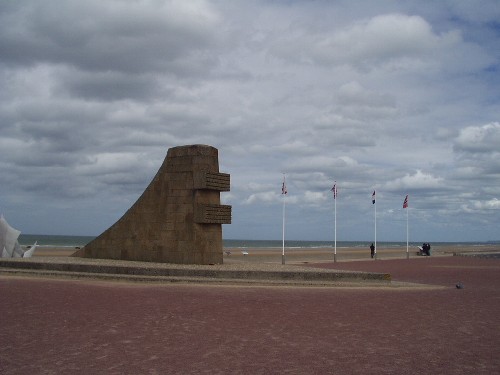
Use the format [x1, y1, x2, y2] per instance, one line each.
[333, 183, 337, 262]
[406, 204, 409, 259]
[282, 174, 286, 265]
[282, 192, 286, 265]
[405, 195, 409, 260]
[374, 191, 377, 260]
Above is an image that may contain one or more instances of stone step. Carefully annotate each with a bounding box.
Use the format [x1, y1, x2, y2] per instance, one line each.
[0, 258, 391, 287]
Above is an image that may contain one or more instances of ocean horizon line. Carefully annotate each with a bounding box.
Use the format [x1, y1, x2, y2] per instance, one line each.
[18, 234, 500, 248]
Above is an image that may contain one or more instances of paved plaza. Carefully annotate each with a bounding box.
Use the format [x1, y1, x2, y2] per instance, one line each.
[1, 256, 499, 374]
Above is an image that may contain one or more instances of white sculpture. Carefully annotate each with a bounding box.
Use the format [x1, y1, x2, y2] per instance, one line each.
[0, 215, 36, 258]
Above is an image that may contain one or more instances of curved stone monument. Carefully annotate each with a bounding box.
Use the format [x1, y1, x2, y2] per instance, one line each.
[73, 145, 231, 264]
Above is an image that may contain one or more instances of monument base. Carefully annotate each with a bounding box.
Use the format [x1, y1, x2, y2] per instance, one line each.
[73, 145, 231, 265]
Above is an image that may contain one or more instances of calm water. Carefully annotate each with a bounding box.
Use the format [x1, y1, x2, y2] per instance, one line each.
[18, 234, 497, 249]
[19, 235, 95, 247]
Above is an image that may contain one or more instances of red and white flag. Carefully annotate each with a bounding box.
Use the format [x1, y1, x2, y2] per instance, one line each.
[331, 183, 337, 199]
[281, 178, 287, 195]
[403, 195, 408, 208]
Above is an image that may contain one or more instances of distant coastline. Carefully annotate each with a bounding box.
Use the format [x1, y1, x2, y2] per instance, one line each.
[19, 234, 499, 249]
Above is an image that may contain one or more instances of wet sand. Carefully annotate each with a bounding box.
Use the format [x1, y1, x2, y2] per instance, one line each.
[223, 244, 500, 263]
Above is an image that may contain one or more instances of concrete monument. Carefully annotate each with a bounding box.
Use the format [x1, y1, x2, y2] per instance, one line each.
[73, 145, 231, 264]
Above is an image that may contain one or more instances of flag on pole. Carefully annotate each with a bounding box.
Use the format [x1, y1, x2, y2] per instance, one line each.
[372, 190, 376, 204]
[281, 175, 287, 265]
[331, 183, 337, 199]
[404, 194, 409, 259]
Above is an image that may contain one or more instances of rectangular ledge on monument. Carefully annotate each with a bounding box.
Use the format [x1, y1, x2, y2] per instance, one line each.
[194, 204, 232, 224]
[194, 172, 230, 191]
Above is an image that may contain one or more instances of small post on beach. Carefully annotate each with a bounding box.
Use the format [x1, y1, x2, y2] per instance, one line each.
[282, 174, 287, 265]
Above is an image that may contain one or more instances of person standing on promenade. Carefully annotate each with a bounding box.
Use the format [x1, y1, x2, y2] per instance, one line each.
[370, 243, 375, 258]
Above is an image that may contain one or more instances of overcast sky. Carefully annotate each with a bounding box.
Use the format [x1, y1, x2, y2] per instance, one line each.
[1, 0, 499, 242]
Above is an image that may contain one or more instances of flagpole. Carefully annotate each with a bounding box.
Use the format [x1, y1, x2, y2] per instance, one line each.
[406, 195, 409, 260]
[403, 195, 409, 260]
[374, 191, 377, 260]
[333, 183, 337, 262]
[406, 204, 409, 259]
[282, 174, 286, 265]
[282, 192, 286, 265]
[334, 192, 337, 262]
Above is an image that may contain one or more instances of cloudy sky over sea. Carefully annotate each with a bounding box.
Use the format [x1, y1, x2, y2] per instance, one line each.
[1, 0, 499, 242]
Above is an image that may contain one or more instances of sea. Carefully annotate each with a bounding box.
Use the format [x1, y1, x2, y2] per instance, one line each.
[17, 234, 498, 250]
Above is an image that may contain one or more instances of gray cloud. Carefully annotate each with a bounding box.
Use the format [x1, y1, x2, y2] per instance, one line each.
[0, 0, 499, 241]
[0, 0, 220, 74]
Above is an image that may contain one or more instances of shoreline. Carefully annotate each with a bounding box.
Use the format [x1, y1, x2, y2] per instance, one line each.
[27, 244, 500, 263]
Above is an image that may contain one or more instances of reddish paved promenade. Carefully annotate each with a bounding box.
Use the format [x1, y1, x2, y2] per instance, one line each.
[1, 256, 499, 374]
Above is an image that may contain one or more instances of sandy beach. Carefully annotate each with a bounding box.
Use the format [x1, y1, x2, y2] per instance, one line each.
[223, 243, 500, 264]
[30, 243, 500, 263]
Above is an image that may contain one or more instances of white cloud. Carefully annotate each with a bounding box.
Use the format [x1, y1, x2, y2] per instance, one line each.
[454, 122, 500, 153]
[386, 170, 444, 191]
[270, 13, 470, 73]
[451, 123, 500, 186]
[243, 191, 276, 205]
[303, 190, 327, 205]
[472, 198, 500, 210]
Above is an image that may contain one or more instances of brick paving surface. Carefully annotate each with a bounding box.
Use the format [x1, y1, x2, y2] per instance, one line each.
[1, 256, 499, 374]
